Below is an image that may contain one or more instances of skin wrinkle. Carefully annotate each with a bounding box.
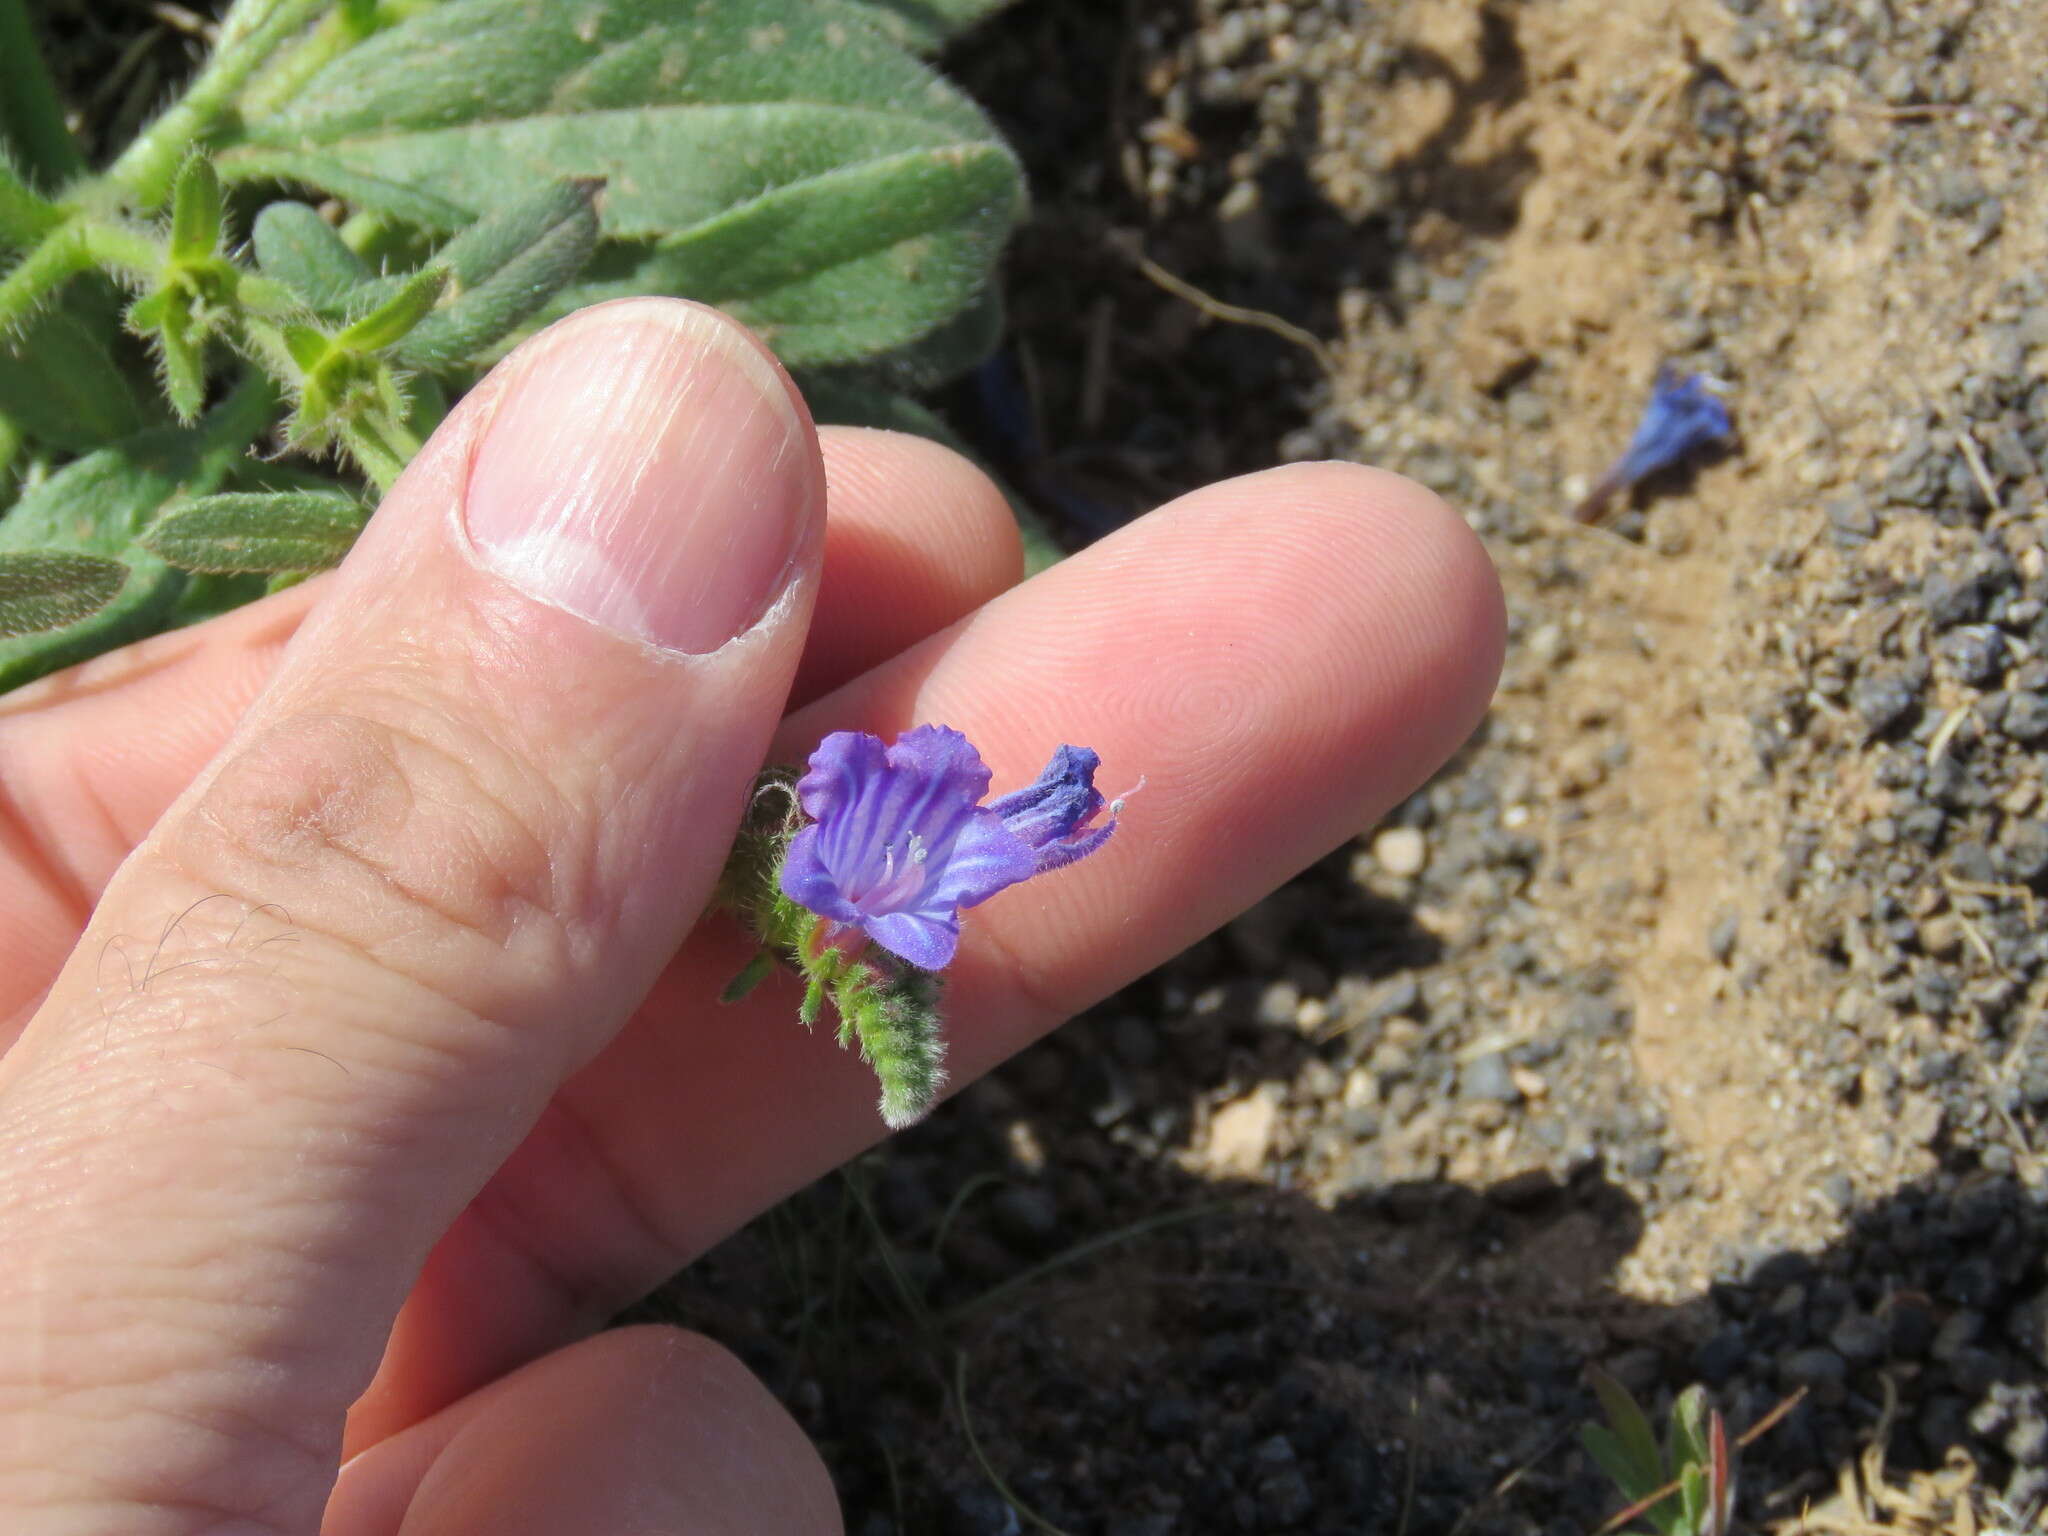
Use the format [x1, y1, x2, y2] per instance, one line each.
[463, 1094, 676, 1322]
[167, 710, 567, 993]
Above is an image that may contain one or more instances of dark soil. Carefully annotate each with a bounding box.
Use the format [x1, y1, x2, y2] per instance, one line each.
[645, 1, 2048, 1532]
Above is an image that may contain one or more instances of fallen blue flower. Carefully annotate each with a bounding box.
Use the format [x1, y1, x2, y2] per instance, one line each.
[780, 726, 1120, 971]
[1575, 368, 1732, 523]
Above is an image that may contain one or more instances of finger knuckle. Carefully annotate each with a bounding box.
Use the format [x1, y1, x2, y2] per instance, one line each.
[162, 706, 565, 977]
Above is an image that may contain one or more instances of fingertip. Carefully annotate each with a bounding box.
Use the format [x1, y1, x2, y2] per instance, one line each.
[332, 1327, 840, 1536]
[1251, 460, 1505, 770]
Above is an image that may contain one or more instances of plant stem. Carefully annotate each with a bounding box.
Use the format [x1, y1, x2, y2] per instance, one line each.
[0, 225, 90, 336]
[0, 411, 22, 490]
[75, 220, 163, 284]
[107, 0, 333, 211]
[0, 0, 86, 189]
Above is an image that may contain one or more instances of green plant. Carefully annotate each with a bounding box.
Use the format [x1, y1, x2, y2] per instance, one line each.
[1582, 1372, 1736, 1536]
[0, 0, 1023, 688]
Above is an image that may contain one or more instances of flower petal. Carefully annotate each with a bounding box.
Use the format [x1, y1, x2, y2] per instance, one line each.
[989, 745, 1105, 849]
[777, 823, 860, 923]
[924, 807, 1039, 911]
[863, 908, 962, 970]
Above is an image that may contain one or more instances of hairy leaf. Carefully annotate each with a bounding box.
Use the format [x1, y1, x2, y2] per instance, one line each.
[0, 551, 129, 638]
[843, 0, 1019, 52]
[0, 404, 253, 687]
[398, 178, 602, 369]
[252, 200, 373, 314]
[0, 303, 153, 452]
[220, 0, 1020, 368]
[806, 280, 1001, 393]
[144, 488, 366, 573]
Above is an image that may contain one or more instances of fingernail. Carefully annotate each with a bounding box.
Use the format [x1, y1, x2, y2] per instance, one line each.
[464, 299, 809, 655]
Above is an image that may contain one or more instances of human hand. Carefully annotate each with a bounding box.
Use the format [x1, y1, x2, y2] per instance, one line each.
[0, 299, 1503, 1534]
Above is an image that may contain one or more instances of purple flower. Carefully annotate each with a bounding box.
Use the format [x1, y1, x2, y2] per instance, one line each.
[989, 744, 1117, 872]
[1576, 369, 1732, 522]
[1612, 369, 1732, 485]
[779, 726, 1119, 971]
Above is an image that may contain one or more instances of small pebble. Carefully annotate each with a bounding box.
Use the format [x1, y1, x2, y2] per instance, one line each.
[1371, 826, 1429, 877]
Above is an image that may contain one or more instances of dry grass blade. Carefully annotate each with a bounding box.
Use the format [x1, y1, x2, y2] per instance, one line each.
[1123, 245, 1339, 380]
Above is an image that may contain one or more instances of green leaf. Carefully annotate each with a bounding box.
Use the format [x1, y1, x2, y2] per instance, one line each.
[0, 381, 270, 688]
[143, 489, 367, 573]
[335, 267, 446, 352]
[590, 140, 1018, 367]
[169, 155, 225, 262]
[1676, 1462, 1707, 1536]
[252, 200, 373, 313]
[0, 301, 152, 451]
[220, 0, 1022, 369]
[1590, 1368, 1666, 1495]
[1668, 1386, 1711, 1477]
[816, 279, 1002, 392]
[167, 571, 272, 627]
[842, 0, 1019, 52]
[397, 177, 602, 370]
[0, 551, 129, 637]
[1580, 1425, 1658, 1507]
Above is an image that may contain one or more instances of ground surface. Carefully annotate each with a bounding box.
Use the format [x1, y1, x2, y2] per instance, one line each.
[651, 1, 2048, 1531]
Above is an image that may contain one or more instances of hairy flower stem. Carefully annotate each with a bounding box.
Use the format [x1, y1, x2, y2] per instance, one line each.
[107, 0, 332, 210]
[0, 0, 85, 189]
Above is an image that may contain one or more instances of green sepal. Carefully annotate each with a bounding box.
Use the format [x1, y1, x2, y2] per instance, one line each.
[720, 948, 778, 1004]
[336, 267, 446, 353]
[1678, 1463, 1707, 1536]
[169, 155, 226, 263]
[155, 305, 208, 422]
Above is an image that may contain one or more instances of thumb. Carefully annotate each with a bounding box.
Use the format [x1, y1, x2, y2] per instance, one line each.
[0, 299, 821, 1534]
